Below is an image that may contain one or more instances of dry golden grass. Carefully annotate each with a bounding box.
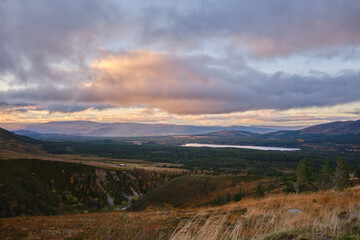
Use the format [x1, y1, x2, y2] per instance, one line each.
[1, 186, 359, 239]
[0, 210, 189, 240]
[171, 186, 360, 239]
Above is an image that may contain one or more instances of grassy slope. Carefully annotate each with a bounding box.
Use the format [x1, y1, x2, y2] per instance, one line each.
[1, 186, 359, 240]
[132, 175, 274, 210]
[170, 186, 360, 240]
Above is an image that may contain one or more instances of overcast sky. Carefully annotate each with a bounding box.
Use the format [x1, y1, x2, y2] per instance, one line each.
[1, 0, 360, 126]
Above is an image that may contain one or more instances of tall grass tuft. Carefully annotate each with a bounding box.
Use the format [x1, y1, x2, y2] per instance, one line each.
[170, 187, 360, 239]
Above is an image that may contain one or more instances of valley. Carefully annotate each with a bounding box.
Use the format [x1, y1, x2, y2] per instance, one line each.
[0, 120, 359, 239]
[2, 1, 360, 239]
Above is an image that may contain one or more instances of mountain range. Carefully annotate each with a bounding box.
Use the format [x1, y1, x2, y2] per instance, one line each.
[1, 119, 359, 140]
[2, 121, 288, 138]
[0, 120, 360, 144]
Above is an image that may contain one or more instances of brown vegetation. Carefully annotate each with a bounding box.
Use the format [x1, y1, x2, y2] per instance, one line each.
[1, 186, 359, 239]
[171, 186, 360, 239]
[0, 148, 187, 173]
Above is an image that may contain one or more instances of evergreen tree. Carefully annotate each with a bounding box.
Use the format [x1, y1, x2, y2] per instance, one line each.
[267, 183, 275, 192]
[212, 193, 231, 206]
[255, 183, 264, 198]
[318, 160, 333, 191]
[333, 157, 350, 191]
[225, 192, 231, 203]
[293, 159, 311, 194]
[233, 188, 245, 202]
[356, 164, 360, 185]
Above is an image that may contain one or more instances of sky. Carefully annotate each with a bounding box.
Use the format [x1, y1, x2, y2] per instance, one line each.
[0, 0, 360, 127]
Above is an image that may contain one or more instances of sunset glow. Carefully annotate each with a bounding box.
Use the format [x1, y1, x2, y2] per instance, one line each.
[1, 0, 360, 126]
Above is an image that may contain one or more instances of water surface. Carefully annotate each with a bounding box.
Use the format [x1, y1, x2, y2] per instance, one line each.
[182, 143, 300, 151]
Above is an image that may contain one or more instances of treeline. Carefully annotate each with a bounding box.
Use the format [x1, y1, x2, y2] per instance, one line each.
[42, 140, 359, 176]
[282, 157, 356, 193]
[0, 159, 169, 217]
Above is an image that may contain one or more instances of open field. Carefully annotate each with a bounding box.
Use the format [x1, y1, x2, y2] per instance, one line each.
[0, 149, 188, 173]
[1, 186, 359, 240]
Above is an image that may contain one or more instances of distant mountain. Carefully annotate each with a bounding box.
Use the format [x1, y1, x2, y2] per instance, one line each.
[7, 121, 281, 137]
[262, 119, 360, 141]
[299, 119, 360, 135]
[4, 119, 360, 140]
[197, 130, 258, 137]
[13, 129, 91, 141]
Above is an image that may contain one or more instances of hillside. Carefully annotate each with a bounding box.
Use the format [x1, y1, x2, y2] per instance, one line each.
[0, 159, 167, 217]
[0, 127, 39, 143]
[300, 119, 360, 135]
[0, 127, 44, 154]
[12, 130, 90, 141]
[131, 175, 270, 210]
[2, 186, 359, 239]
[3, 121, 279, 137]
[197, 130, 258, 137]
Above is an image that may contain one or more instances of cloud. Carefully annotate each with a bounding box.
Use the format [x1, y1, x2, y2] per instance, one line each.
[141, 0, 360, 56]
[1, 0, 360, 123]
[41, 104, 114, 114]
[75, 50, 360, 114]
[0, 101, 35, 108]
[1, 50, 360, 115]
[0, 0, 121, 86]
[0, 102, 9, 106]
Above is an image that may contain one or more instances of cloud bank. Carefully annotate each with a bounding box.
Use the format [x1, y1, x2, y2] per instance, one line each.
[0, 0, 359, 123]
[2, 50, 360, 114]
[142, 0, 360, 57]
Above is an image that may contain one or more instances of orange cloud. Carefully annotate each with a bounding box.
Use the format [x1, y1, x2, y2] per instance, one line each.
[83, 50, 224, 114]
[74, 49, 360, 116]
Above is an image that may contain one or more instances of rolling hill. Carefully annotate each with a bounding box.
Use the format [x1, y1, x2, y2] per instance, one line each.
[3, 121, 281, 138]
[0, 127, 44, 154]
[299, 119, 360, 135]
[8, 120, 359, 141]
[201, 120, 360, 139]
[262, 119, 360, 139]
[0, 127, 38, 143]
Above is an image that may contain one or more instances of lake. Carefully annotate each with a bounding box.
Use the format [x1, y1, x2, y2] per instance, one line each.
[182, 143, 300, 151]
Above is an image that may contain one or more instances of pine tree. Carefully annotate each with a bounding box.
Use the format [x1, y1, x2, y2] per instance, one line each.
[293, 159, 311, 194]
[318, 160, 333, 191]
[225, 192, 231, 203]
[233, 188, 245, 202]
[333, 157, 350, 191]
[255, 183, 264, 198]
[356, 164, 360, 185]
